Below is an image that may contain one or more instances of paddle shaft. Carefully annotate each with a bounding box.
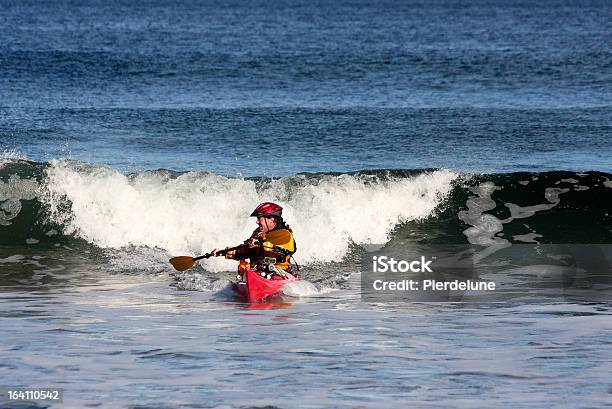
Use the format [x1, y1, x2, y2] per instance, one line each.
[193, 244, 245, 261]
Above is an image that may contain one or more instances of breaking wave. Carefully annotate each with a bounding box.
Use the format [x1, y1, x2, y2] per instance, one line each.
[2, 158, 611, 278]
[1, 158, 457, 269]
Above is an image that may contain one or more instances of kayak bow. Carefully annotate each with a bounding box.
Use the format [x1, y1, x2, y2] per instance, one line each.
[232, 268, 298, 302]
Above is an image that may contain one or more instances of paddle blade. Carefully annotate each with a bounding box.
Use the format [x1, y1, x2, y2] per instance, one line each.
[169, 256, 196, 271]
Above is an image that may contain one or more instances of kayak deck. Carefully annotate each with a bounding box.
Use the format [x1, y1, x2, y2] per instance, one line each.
[232, 268, 298, 302]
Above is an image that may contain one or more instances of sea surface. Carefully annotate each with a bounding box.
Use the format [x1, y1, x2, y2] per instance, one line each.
[1, 0, 612, 408]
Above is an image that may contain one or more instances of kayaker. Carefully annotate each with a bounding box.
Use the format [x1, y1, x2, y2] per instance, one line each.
[211, 202, 297, 277]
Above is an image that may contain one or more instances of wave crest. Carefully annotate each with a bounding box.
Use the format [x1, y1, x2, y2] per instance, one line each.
[42, 159, 456, 266]
[2, 158, 611, 271]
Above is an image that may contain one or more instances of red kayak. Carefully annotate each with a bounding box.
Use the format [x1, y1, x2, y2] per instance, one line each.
[232, 268, 298, 302]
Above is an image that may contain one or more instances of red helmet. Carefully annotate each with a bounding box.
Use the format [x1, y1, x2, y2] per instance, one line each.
[250, 202, 283, 217]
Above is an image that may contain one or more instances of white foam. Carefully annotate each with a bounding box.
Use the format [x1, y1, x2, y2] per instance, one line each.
[0, 255, 26, 263]
[43, 159, 457, 267]
[282, 280, 334, 297]
[0, 174, 39, 226]
[460, 181, 569, 248]
[0, 150, 28, 168]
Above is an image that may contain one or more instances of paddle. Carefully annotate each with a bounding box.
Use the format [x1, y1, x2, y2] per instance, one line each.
[169, 244, 245, 271]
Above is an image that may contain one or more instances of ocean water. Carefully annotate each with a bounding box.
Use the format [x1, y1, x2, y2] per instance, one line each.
[1, 0, 612, 408]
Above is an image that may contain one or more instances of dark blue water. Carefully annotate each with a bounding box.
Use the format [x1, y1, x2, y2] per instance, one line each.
[1, 0, 611, 175]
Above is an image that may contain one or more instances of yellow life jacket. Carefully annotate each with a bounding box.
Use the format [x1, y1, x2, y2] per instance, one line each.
[225, 227, 296, 271]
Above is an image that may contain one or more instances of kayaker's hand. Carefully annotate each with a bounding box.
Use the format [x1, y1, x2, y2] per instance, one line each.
[247, 238, 262, 248]
[211, 248, 220, 257]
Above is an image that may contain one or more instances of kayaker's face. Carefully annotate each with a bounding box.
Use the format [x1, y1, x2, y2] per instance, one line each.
[257, 216, 277, 233]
